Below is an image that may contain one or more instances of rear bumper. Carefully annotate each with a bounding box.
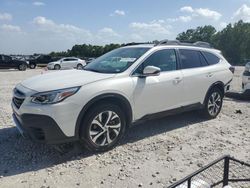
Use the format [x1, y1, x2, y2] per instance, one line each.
[12, 112, 77, 144]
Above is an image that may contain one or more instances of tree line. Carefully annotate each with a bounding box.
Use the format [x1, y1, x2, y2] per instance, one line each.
[50, 20, 250, 65]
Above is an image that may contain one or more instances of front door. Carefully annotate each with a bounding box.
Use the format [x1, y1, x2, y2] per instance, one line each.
[132, 49, 184, 120]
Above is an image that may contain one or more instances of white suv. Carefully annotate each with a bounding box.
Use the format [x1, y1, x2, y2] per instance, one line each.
[242, 62, 250, 95]
[47, 57, 86, 70]
[12, 41, 233, 151]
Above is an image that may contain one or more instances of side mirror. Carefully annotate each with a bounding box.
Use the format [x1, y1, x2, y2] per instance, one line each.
[142, 66, 161, 77]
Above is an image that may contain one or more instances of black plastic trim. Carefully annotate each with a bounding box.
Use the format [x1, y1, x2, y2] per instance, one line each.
[243, 71, 250, 76]
[136, 103, 203, 123]
[13, 113, 76, 144]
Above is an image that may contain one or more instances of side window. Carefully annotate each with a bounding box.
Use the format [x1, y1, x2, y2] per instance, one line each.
[3, 55, 12, 61]
[134, 49, 177, 74]
[179, 49, 207, 69]
[44, 56, 51, 61]
[63, 58, 72, 61]
[202, 51, 220, 65]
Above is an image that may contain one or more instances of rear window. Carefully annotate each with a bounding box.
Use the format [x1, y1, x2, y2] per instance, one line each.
[202, 51, 220, 65]
[179, 49, 208, 69]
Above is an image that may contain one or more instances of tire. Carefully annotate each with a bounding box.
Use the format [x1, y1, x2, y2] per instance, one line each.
[202, 87, 223, 119]
[18, 64, 27, 71]
[29, 63, 36, 69]
[77, 64, 83, 70]
[54, 64, 61, 70]
[80, 103, 126, 152]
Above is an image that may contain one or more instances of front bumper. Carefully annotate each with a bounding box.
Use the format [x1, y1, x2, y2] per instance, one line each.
[12, 111, 77, 144]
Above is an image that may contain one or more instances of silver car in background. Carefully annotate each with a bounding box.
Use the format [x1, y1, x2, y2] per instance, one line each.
[47, 57, 86, 70]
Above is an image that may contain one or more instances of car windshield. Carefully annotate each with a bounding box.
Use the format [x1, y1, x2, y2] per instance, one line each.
[83, 47, 150, 73]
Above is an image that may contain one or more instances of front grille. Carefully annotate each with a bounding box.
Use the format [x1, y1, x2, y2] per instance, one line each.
[13, 88, 25, 109]
[13, 97, 25, 109]
[243, 70, 250, 76]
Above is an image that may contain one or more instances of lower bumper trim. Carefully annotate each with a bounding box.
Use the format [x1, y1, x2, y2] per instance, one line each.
[12, 113, 77, 144]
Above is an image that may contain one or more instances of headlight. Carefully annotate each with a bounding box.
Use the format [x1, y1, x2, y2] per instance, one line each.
[31, 87, 80, 104]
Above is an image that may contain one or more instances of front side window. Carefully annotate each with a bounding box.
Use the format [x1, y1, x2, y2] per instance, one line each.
[179, 49, 207, 69]
[84, 47, 150, 73]
[3, 55, 12, 61]
[134, 49, 177, 74]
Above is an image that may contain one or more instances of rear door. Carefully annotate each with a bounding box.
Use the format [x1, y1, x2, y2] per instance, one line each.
[61, 58, 73, 68]
[70, 58, 78, 67]
[178, 49, 212, 105]
[2, 55, 13, 68]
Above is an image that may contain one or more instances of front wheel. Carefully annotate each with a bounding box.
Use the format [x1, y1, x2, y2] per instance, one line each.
[54, 64, 61, 70]
[80, 103, 126, 152]
[202, 88, 223, 118]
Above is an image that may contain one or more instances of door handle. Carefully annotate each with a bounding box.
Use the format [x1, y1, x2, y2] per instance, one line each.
[206, 73, 213, 78]
[173, 77, 182, 84]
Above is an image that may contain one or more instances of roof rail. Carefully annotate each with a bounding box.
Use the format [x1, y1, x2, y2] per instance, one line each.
[193, 41, 212, 48]
[155, 40, 181, 46]
[155, 39, 213, 49]
[124, 42, 153, 46]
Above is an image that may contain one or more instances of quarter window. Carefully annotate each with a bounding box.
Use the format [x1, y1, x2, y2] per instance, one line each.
[202, 51, 220, 65]
[179, 49, 208, 69]
[134, 49, 177, 74]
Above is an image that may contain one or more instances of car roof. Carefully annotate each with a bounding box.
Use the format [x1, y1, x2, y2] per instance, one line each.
[122, 44, 221, 54]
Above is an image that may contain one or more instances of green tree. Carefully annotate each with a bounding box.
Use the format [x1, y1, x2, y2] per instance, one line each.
[176, 25, 216, 43]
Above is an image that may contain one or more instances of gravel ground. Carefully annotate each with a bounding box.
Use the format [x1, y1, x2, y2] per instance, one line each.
[0, 67, 249, 188]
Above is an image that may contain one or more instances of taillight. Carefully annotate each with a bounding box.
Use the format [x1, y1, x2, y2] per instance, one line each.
[229, 66, 235, 74]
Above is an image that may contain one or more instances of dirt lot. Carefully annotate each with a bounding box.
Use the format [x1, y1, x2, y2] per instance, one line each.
[0, 67, 249, 188]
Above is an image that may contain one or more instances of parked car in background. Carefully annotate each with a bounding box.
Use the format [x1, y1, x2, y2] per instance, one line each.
[28, 55, 60, 69]
[242, 62, 250, 94]
[0, 54, 28, 71]
[12, 40, 233, 152]
[86, 57, 96, 64]
[47, 57, 86, 70]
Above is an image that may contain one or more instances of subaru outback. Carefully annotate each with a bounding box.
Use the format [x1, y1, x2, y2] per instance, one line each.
[12, 40, 234, 152]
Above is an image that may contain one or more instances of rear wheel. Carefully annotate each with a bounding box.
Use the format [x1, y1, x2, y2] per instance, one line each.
[80, 103, 126, 152]
[54, 64, 61, 70]
[18, 64, 27, 71]
[77, 64, 83, 70]
[202, 87, 223, 118]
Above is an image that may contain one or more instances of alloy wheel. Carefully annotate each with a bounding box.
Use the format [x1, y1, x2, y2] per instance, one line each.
[77, 64, 83, 70]
[89, 111, 121, 146]
[207, 92, 222, 116]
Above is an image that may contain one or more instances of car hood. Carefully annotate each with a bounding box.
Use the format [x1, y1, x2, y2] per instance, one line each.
[21, 69, 116, 92]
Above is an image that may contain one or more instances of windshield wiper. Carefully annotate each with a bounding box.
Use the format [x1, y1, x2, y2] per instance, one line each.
[83, 68, 102, 73]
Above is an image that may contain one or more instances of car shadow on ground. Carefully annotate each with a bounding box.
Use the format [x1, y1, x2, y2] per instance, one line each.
[0, 111, 206, 177]
[225, 91, 250, 101]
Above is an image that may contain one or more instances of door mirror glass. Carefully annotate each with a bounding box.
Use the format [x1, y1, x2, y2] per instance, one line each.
[142, 66, 161, 76]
